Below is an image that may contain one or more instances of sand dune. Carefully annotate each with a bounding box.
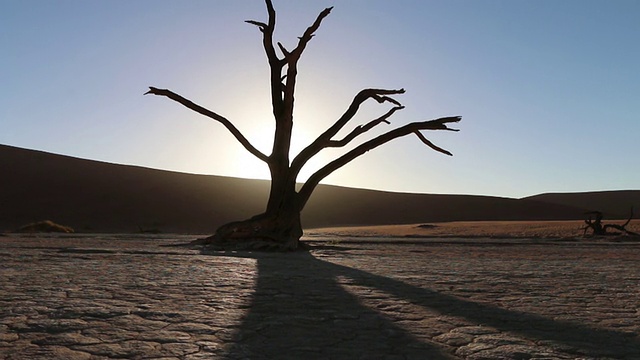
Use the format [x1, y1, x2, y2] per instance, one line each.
[1, 144, 637, 233]
[525, 192, 640, 219]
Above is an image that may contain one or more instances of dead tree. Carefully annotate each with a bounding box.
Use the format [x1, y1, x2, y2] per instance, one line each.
[145, 1, 460, 250]
[583, 208, 638, 236]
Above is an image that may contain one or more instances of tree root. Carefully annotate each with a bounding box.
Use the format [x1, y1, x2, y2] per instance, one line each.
[193, 214, 305, 252]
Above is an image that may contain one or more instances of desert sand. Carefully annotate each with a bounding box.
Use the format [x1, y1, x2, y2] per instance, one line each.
[306, 220, 640, 240]
[2, 231, 640, 359]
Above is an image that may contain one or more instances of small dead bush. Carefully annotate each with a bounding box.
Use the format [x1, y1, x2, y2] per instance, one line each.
[17, 220, 74, 233]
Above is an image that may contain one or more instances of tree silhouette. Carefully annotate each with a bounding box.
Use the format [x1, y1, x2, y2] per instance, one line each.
[583, 208, 638, 236]
[145, 1, 460, 250]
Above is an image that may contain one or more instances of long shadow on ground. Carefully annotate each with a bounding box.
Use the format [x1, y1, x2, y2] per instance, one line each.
[204, 247, 640, 359]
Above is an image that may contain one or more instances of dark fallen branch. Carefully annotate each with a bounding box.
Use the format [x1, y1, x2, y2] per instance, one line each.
[583, 208, 638, 236]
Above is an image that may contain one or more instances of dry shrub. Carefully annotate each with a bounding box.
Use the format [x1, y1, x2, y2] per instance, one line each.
[17, 220, 74, 233]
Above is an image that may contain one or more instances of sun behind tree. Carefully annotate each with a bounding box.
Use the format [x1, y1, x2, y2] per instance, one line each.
[145, 0, 460, 251]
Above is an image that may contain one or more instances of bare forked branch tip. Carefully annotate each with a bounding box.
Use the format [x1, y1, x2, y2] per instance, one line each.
[144, 86, 160, 95]
[245, 20, 267, 31]
[370, 92, 404, 106]
[414, 131, 454, 156]
[277, 42, 290, 57]
[442, 115, 462, 123]
[429, 116, 462, 131]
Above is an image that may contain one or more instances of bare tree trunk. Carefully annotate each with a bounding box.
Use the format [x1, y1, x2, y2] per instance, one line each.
[208, 201, 303, 251]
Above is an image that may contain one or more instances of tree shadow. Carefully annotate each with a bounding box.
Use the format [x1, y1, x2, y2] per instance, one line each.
[205, 247, 640, 359]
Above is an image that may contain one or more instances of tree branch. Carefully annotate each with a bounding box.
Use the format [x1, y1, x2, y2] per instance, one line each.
[290, 88, 405, 176]
[297, 116, 461, 208]
[414, 131, 453, 156]
[246, 0, 280, 66]
[281, 6, 333, 114]
[314, 88, 405, 144]
[277, 42, 290, 58]
[327, 106, 404, 148]
[372, 94, 402, 107]
[290, 6, 333, 59]
[144, 87, 269, 163]
[247, 0, 286, 121]
[413, 116, 461, 156]
[621, 207, 634, 228]
[245, 20, 267, 31]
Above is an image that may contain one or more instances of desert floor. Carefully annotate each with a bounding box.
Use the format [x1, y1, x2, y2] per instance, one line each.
[306, 219, 640, 239]
[2, 221, 640, 359]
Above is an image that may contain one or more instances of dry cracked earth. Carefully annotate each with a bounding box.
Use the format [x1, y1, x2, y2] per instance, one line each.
[1, 234, 639, 359]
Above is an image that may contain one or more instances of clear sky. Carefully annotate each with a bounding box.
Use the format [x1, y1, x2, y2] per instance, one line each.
[2, 0, 639, 198]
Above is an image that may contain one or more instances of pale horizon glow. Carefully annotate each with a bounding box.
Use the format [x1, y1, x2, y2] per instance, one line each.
[2, 1, 639, 199]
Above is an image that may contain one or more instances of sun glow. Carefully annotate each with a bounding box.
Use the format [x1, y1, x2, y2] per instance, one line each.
[230, 121, 272, 180]
[233, 156, 271, 180]
[227, 118, 328, 182]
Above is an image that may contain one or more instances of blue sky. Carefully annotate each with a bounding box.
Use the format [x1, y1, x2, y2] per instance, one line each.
[2, 0, 639, 198]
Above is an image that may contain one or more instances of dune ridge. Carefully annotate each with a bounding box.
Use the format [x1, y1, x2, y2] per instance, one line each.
[1, 144, 637, 233]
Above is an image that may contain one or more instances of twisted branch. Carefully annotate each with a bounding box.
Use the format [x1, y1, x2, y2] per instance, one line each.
[144, 87, 269, 163]
[328, 106, 404, 148]
[414, 117, 461, 156]
[298, 116, 461, 208]
[290, 6, 333, 59]
[290, 88, 405, 176]
[246, 0, 285, 119]
[281, 5, 333, 130]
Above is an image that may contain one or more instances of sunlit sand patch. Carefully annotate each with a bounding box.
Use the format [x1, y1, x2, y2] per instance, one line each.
[306, 220, 640, 239]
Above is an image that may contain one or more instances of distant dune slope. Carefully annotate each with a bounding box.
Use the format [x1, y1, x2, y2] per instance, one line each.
[0, 144, 616, 233]
[524, 191, 640, 219]
[1, 145, 268, 233]
[303, 186, 585, 227]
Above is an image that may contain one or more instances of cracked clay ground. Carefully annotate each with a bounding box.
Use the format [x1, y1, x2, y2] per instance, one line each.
[1, 234, 639, 359]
